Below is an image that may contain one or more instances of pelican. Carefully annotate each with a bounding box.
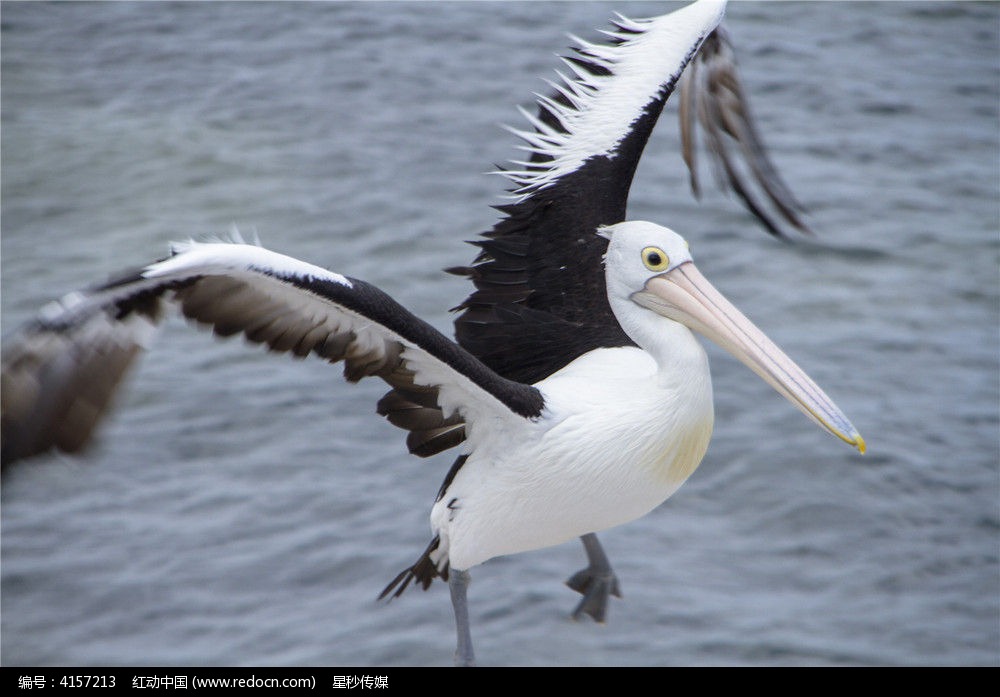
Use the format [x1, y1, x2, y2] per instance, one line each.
[1, 0, 864, 666]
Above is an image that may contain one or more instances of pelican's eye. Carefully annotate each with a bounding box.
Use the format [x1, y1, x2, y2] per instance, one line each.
[641, 246, 670, 272]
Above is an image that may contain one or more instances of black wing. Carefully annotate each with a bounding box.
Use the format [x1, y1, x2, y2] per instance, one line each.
[450, 8, 811, 387]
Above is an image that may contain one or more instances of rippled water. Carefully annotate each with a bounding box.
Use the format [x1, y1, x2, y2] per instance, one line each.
[2, 2, 997, 666]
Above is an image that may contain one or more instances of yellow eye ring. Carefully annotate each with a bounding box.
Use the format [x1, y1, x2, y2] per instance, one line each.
[641, 246, 670, 272]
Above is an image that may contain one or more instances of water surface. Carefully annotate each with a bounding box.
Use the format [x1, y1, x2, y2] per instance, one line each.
[2, 1, 997, 666]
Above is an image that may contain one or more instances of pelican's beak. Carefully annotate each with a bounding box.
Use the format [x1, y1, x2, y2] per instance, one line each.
[633, 262, 865, 453]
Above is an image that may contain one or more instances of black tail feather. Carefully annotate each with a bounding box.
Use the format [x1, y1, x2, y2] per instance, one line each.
[378, 536, 449, 600]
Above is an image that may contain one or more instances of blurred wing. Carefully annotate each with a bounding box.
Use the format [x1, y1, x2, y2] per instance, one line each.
[451, 1, 727, 385]
[1, 291, 162, 466]
[1, 241, 543, 467]
[679, 26, 812, 237]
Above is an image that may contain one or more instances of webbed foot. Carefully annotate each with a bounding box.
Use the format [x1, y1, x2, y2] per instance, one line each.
[566, 533, 622, 623]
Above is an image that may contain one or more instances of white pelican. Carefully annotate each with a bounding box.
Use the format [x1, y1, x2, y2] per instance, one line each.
[1, 0, 864, 666]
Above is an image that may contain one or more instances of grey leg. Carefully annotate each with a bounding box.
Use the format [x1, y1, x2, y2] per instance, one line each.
[565, 533, 622, 623]
[449, 569, 476, 667]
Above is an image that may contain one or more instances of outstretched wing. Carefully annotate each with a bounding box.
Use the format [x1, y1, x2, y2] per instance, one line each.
[1, 241, 542, 467]
[450, 0, 810, 386]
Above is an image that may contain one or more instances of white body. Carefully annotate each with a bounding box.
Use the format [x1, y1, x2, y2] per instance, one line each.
[432, 331, 714, 572]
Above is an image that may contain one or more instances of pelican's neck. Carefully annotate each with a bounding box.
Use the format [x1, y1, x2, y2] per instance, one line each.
[612, 297, 709, 378]
[601, 295, 715, 506]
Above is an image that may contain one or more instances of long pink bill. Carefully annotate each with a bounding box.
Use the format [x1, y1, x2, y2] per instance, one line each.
[634, 262, 865, 453]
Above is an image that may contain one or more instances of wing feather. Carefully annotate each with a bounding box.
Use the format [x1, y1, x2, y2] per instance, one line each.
[678, 26, 812, 237]
[1, 241, 543, 467]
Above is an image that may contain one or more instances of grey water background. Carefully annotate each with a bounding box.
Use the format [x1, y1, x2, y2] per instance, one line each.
[1, 1, 997, 667]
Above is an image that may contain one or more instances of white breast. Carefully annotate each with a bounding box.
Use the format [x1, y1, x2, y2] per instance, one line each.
[432, 340, 714, 572]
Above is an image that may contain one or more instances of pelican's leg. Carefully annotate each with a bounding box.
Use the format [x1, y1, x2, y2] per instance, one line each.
[566, 533, 622, 623]
[449, 569, 476, 667]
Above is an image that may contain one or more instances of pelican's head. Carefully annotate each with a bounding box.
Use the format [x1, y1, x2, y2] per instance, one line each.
[600, 220, 865, 453]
